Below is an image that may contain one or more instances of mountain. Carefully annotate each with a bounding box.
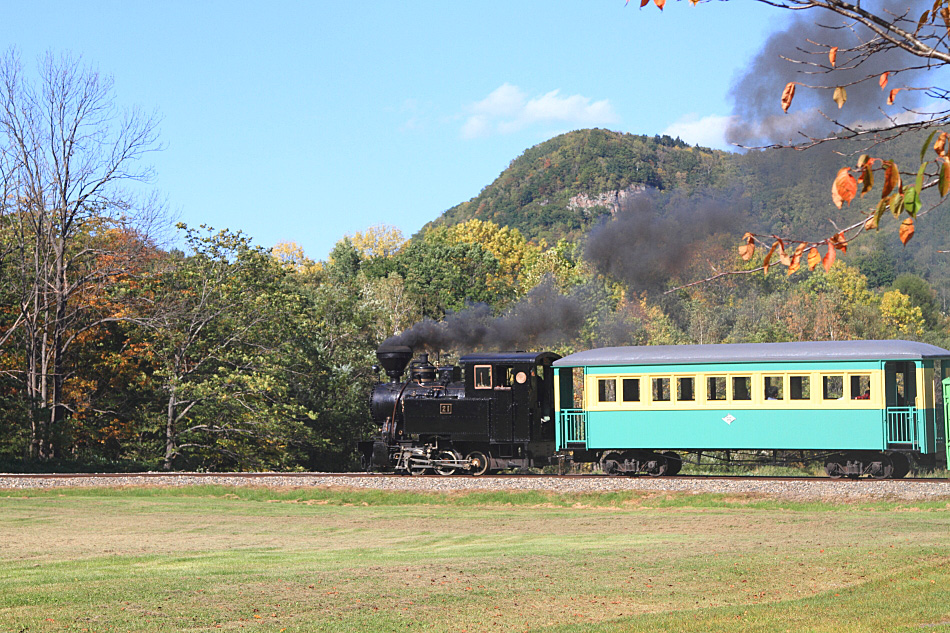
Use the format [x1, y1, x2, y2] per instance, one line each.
[429, 129, 734, 245]
[427, 128, 950, 292]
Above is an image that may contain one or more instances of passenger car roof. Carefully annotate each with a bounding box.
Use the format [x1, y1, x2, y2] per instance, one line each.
[553, 340, 950, 367]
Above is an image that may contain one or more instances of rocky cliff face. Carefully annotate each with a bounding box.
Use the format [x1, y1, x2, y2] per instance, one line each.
[567, 184, 645, 215]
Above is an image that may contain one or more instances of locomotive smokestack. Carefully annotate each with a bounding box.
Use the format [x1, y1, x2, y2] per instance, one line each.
[376, 345, 413, 382]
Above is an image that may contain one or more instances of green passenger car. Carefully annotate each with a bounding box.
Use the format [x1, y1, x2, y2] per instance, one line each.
[553, 340, 950, 478]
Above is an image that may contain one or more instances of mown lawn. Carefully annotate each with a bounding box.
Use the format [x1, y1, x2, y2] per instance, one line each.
[1, 486, 948, 632]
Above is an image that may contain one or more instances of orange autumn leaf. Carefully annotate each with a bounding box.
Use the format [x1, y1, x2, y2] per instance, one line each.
[935, 132, 949, 157]
[778, 239, 792, 266]
[879, 72, 890, 89]
[640, 0, 650, 7]
[762, 242, 779, 274]
[832, 167, 857, 208]
[881, 160, 901, 198]
[781, 82, 796, 113]
[830, 232, 848, 253]
[654, 0, 665, 9]
[787, 243, 806, 275]
[807, 247, 821, 270]
[829, 46, 838, 67]
[899, 217, 915, 245]
[888, 88, 901, 105]
[822, 243, 837, 272]
[738, 232, 755, 261]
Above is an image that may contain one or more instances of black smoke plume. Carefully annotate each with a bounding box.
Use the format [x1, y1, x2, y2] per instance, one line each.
[727, 2, 928, 147]
[382, 278, 586, 353]
[583, 188, 743, 291]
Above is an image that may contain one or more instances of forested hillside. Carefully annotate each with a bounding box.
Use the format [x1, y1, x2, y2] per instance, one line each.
[432, 128, 950, 302]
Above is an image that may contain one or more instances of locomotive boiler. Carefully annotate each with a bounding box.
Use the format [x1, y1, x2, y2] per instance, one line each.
[359, 345, 560, 475]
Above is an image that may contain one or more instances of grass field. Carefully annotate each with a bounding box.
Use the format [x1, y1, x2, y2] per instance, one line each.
[1, 486, 949, 632]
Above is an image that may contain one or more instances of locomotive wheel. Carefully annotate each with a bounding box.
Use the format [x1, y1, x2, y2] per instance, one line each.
[433, 449, 461, 476]
[466, 451, 490, 477]
[408, 455, 430, 476]
[599, 450, 624, 476]
[645, 453, 668, 477]
[887, 452, 911, 479]
[661, 451, 682, 476]
[359, 452, 372, 473]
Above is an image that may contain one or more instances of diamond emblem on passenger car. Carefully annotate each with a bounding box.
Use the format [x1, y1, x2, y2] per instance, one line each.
[722, 414, 736, 425]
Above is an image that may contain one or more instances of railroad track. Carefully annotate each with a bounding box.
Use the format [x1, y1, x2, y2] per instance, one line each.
[1, 471, 949, 501]
[0, 471, 945, 482]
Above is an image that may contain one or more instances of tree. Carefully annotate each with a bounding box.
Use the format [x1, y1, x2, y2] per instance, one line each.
[647, 0, 950, 278]
[347, 224, 406, 259]
[445, 219, 542, 302]
[0, 50, 162, 459]
[131, 226, 310, 470]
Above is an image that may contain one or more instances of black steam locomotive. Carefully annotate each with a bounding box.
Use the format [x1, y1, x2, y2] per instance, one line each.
[359, 345, 560, 475]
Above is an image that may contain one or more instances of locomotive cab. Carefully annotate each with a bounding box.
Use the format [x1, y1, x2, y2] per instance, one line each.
[361, 347, 560, 475]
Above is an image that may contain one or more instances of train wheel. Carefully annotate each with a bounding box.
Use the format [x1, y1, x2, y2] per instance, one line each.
[466, 451, 490, 477]
[646, 453, 668, 477]
[433, 449, 461, 476]
[600, 450, 624, 476]
[887, 452, 910, 479]
[661, 451, 682, 476]
[868, 453, 894, 480]
[824, 457, 846, 479]
[408, 455, 430, 476]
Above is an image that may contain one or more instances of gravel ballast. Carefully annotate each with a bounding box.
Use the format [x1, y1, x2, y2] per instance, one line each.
[1, 473, 949, 501]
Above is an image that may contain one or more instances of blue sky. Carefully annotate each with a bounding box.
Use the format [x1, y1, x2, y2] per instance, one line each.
[8, 1, 780, 260]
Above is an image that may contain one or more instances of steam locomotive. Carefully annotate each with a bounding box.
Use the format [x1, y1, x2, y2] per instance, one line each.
[359, 345, 560, 475]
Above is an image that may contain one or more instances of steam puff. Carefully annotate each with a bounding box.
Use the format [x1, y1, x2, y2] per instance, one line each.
[727, 6, 925, 147]
[383, 278, 585, 353]
[584, 189, 740, 291]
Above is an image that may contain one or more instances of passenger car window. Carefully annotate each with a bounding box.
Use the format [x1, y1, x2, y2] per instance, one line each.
[598, 378, 617, 402]
[789, 375, 810, 400]
[677, 377, 695, 401]
[707, 376, 726, 401]
[652, 377, 671, 402]
[622, 378, 640, 402]
[823, 375, 844, 400]
[732, 376, 752, 401]
[764, 376, 784, 400]
[850, 374, 871, 400]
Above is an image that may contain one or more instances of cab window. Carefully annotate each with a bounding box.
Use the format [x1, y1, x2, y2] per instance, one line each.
[474, 365, 492, 390]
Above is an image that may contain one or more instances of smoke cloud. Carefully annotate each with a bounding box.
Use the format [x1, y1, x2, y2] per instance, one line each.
[383, 278, 586, 353]
[583, 188, 742, 291]
[727, 3, 928, 147]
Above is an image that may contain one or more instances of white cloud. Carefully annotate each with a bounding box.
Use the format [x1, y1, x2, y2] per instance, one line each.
[461, 83, 619, 139]
[662, 114, 737, 151]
